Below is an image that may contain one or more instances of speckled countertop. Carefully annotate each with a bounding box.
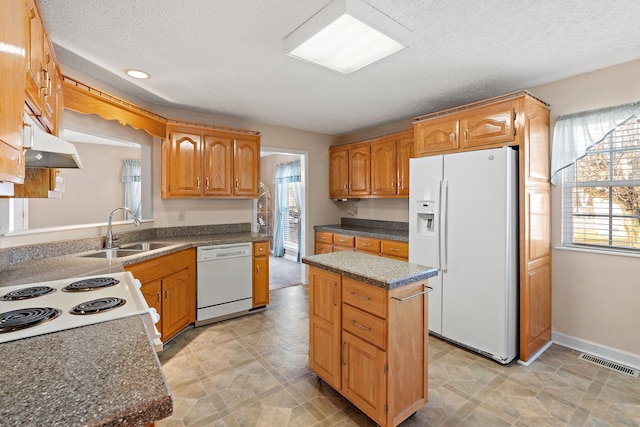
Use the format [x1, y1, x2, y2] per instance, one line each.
[0, 225, 269, 426]
[1, 231, 269, 287]
[0, 316, 172, 427]
[302, 251, 437, 289]
[314, 218, 409, 242]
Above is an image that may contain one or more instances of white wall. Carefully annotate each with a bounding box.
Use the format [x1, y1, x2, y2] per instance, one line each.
[530, 59, 640, 362]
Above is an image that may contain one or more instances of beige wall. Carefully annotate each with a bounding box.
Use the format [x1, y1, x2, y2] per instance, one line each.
[530, 59, 640, 361]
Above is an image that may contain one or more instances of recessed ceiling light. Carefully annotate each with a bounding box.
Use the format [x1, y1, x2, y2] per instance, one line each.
[125, 69, 150, 79]
[284, 0, 412, 74]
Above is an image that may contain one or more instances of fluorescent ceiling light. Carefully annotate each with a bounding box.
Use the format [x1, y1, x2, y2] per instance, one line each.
[125, 69, 150, 79]
[284, 0, 412, 74]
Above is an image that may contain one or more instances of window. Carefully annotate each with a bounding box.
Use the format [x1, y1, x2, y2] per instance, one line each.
[562, 118, 640, 251]
[283, 184, 299, 247]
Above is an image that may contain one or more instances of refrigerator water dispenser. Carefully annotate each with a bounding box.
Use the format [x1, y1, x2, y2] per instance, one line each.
[416, 200, 436, 235]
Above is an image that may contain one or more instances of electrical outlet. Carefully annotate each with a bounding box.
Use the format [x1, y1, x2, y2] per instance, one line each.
[178, 211, 185, 221]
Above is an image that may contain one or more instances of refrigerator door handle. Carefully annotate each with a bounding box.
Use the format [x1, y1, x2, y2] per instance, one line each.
[437, 180, 443, 270]
[441, 180, 449, 272]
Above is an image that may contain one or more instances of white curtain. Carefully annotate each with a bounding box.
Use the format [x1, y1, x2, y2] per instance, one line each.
[121, 159, 141, 219]
[551, 101, 640, 184]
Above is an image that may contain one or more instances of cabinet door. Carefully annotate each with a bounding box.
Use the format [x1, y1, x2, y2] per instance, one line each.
[141, 279, 162, 338]
[24, 0, 44, 116]
[162, 268, 192, 340]
[460, 101, 515, 148]
[414, 116, 459, 156]
[329, 146, 349, 198]
[0, 0, 26, 183]
[253, 242, 269, 307]
[342, 331, 387, 425]
[233, 136, 260, 197]
[203, 134, 233, 196]
[309, 267, 342, 391]
[315, 243, 333, 254]
[166, 131, 202, 197]
[348, 144, 370, 196]
[40, 41, 56, 133]
[370, 139, 396, 196]
[396, 134, 413, 196]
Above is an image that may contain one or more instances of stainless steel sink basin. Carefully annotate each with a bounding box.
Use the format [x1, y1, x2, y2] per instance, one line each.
[81, 249, 146, 259]
[119, 242, 175, 251]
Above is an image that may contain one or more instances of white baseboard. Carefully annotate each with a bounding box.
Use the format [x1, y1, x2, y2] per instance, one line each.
[552, 331, 640, 370]
[518, 340, 553, 366]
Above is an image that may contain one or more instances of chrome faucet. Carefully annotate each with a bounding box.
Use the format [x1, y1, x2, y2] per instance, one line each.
[105, 207, 141, 249]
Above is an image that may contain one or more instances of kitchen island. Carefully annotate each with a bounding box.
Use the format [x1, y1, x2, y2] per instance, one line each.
[302, 251, 437, 427]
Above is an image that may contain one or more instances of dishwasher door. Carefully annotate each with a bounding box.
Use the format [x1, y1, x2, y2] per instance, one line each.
[196, 243, 253, 325]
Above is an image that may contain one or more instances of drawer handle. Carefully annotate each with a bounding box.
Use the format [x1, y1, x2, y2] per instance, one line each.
[339, 239, 347, 243]
[362, 243, 371, 247]
[351, 320, 371, 331]
[391, 286, 434, 302]
[390, 248, 400, 252]
[350, 291, 371, 301]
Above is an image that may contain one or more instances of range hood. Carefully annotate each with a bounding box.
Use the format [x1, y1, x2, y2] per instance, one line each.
[23, 116, 83, 169]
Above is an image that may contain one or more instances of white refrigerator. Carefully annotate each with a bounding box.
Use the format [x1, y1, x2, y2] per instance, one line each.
[409, 146, 518, 364]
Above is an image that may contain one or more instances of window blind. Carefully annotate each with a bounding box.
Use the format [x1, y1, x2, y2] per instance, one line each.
[562, 118, 640, 251]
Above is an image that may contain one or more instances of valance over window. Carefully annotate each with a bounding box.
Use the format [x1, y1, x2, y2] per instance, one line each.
[551, 101, 640, 184]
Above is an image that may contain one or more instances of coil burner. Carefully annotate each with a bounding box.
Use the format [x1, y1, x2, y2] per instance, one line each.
[0, 286, 55, 301]
[62, 277, 119, 292]
[70, 297, 126, 315]
[0, 307, 62, 333]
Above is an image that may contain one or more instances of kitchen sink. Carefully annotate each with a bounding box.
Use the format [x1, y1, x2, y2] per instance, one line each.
[81, 249, 146, 259]
[119, 242, 176, 251]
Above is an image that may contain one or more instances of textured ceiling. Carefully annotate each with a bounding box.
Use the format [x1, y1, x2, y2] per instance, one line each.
[38, 0, 640, 135]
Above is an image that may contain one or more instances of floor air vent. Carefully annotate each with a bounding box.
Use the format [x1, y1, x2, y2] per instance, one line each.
[579, 353, 639, 377]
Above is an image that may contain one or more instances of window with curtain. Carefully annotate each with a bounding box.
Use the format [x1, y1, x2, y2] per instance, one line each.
[121, 159, 141, 219]
[554, 103, 640, 252]
[273, 160, 301, 260]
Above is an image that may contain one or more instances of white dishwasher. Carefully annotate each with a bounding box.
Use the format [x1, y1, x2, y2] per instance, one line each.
[196, 243, 253, 326]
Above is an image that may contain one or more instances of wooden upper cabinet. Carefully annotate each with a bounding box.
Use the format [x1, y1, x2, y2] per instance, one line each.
[348, 143, 370, 196]
[40, 41, 59, 134]
[370, 138, 396, 196]
[233, 135, 260, 197]
[414, 116, 459, 156]
[24, 0, 45, 117]
[203, 134, 233, 196]
[460, 100, 515, 149]
[329, 146, 349, 198]
[0, 0, 27, 184]
[396, 132, 413, 195]
[329, 130, 413, 199]
[162, 126, 260, 199]
[165, 131, 202, 197]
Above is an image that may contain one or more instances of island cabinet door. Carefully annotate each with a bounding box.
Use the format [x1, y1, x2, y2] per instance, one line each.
[309, 267, 342, 391]
[342, 331, 387, 426]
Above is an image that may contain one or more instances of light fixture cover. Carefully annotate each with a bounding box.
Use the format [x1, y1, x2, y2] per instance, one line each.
[125, 69, 150, 79]
[284, 0, 412, 74]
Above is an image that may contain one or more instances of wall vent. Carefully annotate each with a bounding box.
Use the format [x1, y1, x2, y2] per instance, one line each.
[578, 353, 639, 377]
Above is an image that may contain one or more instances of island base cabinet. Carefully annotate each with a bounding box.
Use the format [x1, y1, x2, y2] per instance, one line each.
[308, 266, 429, 427]
[309, 268, 342, 391]
[342, 331, 387, 425]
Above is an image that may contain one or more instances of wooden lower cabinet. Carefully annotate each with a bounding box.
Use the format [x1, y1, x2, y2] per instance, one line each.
[315, 231, 408, 261]
[125, 248, 196, 342]
[309, 267, 428, 427]
[252, 241, 269, 307]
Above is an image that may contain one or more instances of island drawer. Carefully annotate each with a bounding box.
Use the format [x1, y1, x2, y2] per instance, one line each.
[343, 304, 386, 349]
[343, 277, 386, 319]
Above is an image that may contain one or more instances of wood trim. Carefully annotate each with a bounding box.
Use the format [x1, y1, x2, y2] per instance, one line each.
[61, 78, 167, 138]
[61, 75, 260, 139]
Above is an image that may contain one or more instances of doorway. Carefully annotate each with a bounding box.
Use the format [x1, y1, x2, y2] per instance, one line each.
[254, 147, 307, 288]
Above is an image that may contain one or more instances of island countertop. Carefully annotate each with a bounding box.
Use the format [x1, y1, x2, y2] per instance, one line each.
[302, 251, 437, 289]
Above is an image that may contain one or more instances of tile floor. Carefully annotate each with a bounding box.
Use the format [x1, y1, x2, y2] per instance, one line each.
[157, 284, 640, 426]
